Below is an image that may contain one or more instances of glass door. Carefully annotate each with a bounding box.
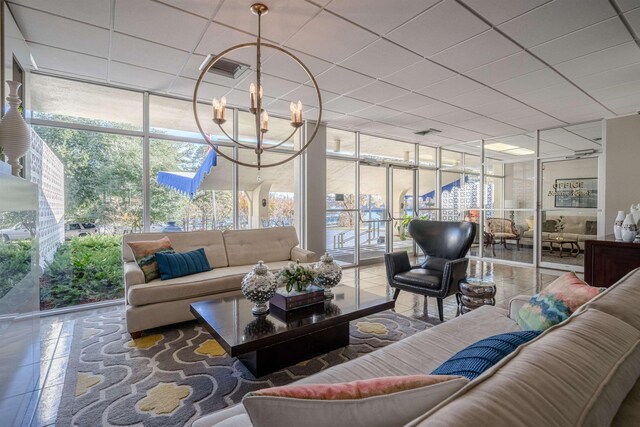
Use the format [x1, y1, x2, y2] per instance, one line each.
[358, 164, 390, 263]
[539, 156, 600, 271]
[390, 166, 416, 254]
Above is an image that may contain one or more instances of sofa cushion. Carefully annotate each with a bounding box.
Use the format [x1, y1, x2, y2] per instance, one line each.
[516, 272, 604, 331]
[156, 248, 211, 280]
[409, 308, 640, 427]
[223, 227, 299, 266]
[128, 260, 292, 306]
[127, 237, 174, 283]
[612, 376, 640, 427]
[122, 230, 228, 268]
[431, 331, 541, 380]
[541, 220, 556, 232]
[583, 268, 640, 330]
[242, 375, 468, 427]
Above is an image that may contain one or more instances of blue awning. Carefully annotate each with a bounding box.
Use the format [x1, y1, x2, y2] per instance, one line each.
[157, 149, 217, 199]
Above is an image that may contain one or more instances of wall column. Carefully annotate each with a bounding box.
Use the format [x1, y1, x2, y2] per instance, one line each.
[603, 114, 640, 235]
[251, 182, 271, 228]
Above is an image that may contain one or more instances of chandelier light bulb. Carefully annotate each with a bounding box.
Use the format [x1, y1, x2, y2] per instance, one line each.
[250, 83, 256, 94]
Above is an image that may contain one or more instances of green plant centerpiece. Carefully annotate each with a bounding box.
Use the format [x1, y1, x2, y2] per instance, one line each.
[276, 260, 318, 293]
[555, 216, 566, 240]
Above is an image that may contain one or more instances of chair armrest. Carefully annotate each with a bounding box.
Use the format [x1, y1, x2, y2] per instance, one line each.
[442, 258, 469, 296]
[291, 246, 317, 263]
[124, 262, 145, 304]
[384, 251, 412, 286]
[508, 295, 531, 320]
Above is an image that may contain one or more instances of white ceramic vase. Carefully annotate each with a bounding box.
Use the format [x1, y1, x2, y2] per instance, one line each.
[621, 214, 637, 243]
[241, 261, 277, 315]
[0, 81, 31, 177]
[614, 210, 625, 240]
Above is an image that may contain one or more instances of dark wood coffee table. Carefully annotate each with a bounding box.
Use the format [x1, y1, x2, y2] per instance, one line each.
[190, 285, 395, 377]
[543, 238, 580, 258]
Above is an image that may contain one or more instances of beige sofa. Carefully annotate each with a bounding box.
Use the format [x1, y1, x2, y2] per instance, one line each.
[194, 268, 640, 427]
[521, 215, 597, 250]
[122, 226, 316, 336]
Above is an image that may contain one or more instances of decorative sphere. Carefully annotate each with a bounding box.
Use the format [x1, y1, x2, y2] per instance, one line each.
[314, 252, 342, 290]
[241, 261, 277, 307]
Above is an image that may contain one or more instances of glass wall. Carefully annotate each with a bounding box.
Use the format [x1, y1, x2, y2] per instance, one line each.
[326, 157, 356, 265]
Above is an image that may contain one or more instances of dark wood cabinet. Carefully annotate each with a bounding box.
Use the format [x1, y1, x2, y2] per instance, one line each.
[584, 236, 640, 287]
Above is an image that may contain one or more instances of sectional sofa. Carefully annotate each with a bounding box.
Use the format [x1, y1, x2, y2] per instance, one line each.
[194, 267, 640, 426]
[122, 226, 316, 336]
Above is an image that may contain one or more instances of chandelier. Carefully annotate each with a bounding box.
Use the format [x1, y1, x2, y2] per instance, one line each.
[193, 3, 323, 171]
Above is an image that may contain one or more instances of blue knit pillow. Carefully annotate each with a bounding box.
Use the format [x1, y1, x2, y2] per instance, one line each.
[431, 331, 542, 380]
[156, 248, 211, 280]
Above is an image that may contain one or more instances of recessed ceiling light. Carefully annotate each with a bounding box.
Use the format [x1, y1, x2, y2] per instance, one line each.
[200, 54, 250, 79]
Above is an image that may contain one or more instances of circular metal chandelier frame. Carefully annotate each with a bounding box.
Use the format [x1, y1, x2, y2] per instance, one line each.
[193, 42, 323, 169]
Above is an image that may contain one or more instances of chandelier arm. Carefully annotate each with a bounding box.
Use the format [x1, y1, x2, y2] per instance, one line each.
[261, 127, 299, 151]
[215, 121, 258, 150]
[192, 41, 322, 169]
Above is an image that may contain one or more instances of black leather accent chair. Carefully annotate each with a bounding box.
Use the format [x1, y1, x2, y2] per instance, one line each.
[384, 220, 476, 322]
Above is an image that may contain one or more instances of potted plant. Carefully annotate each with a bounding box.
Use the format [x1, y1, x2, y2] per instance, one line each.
[276, 260, 318, 293]
[555, 216, 566, 240]
[394, 213, 430, 241]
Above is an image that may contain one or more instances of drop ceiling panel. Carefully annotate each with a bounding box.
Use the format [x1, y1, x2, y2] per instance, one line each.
[315, 66, 375, 95]
[387, 0, 489, 57]
[307, 108, 343, 122]
[554, 42, 640, 79]
[111, 33, 190, 75]
[114, 0, 208, 51]
[381, 92, 437, 111]
[10, 5, 110, 57]
[601, 93, 640, 115]
[430, 107, 480, 124]
[236, 71, 302, 99]
[417, 75, 484, 100]
[378, 112, 424, 127]
[465, 51, 546, 85]
[262, 50, 332, 84]
[340, 39, 422, 78]
[110, 62, 175, 91]
[573, 63, 640, 91]
[530, 18, 631, 65]
[460, 0, 549, 25]
[489, 105, 547, 122]
[328, 115, 372, 128]
[591, 80, 640, 101]
[626, 8, 640, 34]
[410, 101, 461, 119]
[347, 81, 409, 104]
[494, 68, 566, 96]
[472, 98, 531, 116]
[214, 0, 319, 44]
[382, 60, 456, 91]
[545, 102, 610, 125]
[498, 0, 616, 48]
[28, 43, 108, 80]
[285, 11, 377, 63]
[429, 30, 521, 72]
[352, 105, 400, 121]
[327, 0, 439, 35]
[280, 85, 338, 108]
[365, 121, 410, 136]
[617, 0, 640, 12]
[156, 0, 221, 18]
[323, 96, 371, 114]
[446, 87, 511, 109]
[8, 0, 111, 27]
[195, 22, 258, 65]
[505, 114, 565, 131]
[455, 117, 524, 136]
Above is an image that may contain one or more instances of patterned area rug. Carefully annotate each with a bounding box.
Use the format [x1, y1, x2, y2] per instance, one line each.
[57, 310, 429, 427]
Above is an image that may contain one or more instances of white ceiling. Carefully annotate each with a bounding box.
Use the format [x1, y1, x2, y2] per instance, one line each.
[7, 0, 640, 147]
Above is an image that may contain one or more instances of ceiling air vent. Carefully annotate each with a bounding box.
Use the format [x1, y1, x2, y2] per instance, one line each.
[414, 128, 441, 136]
[199, 54, 250, 79]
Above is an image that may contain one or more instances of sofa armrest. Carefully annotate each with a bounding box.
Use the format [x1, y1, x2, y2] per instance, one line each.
[291, 246, 317, 263]
[124, 261, 145, 304]
[384, 251, 412, 286]
[508, 294, 531, 320]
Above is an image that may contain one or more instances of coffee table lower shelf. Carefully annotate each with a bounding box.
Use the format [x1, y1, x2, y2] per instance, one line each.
[237, 322, 350, 377]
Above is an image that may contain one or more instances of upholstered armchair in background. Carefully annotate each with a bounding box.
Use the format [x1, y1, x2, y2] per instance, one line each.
[384, 220, 476, 321]
[484, 217, 521, 256]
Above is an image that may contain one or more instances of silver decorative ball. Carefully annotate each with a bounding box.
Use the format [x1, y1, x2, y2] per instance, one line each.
[241, 261, 277, 315]
[314, 253, 342, 299]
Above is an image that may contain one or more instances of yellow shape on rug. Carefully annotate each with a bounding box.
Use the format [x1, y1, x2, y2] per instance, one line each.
[76, 372, 102, 396]
[82, 328, 101, 340]
[138, 383, 191, 415]
[356, 321, 388, 335]
[127, 334, 163, 349]
[195, 339, 226, 357]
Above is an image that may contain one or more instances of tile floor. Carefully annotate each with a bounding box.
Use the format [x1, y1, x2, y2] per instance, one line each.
[1, 260, 564, 426]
